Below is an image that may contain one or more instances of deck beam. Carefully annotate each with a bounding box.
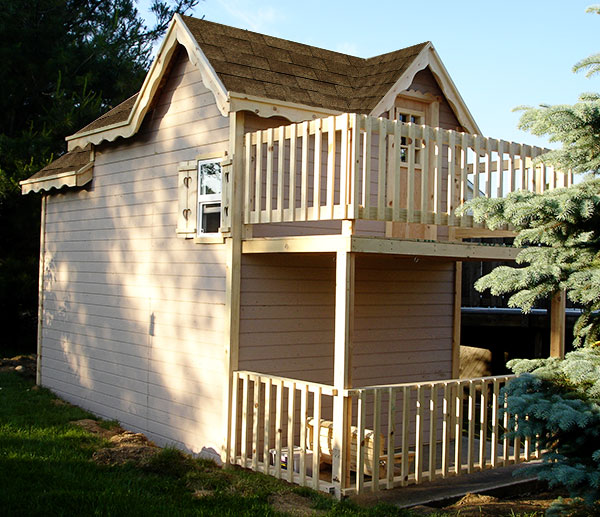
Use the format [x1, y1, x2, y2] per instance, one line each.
[242, 235, 520, 261]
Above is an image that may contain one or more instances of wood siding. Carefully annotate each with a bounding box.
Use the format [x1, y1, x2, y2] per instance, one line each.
[40, 47, 230, 459]
[238, 254, 453, 387]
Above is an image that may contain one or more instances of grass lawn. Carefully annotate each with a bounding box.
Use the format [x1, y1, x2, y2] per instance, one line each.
[0, 371, 414, 517]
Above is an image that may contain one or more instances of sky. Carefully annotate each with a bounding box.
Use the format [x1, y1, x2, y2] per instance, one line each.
[142, 0, 598, 148]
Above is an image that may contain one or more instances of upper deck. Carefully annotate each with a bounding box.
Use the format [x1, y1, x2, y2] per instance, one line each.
[231, 113, 571, 254]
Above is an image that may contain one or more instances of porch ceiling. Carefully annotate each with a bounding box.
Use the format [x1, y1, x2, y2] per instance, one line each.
[241, 235, 520, 261]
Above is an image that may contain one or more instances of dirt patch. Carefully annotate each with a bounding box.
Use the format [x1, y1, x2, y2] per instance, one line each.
[0, 355, 36, 379]
[411, 490, 562, 516]
[71, 418, 160, 466]
[269, 492, 325, 517]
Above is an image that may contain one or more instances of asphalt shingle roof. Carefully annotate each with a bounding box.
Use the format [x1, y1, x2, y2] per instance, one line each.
[72, 16, 428, 138]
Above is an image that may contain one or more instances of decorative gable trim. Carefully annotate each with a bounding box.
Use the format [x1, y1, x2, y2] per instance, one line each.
[66, 14, 230, 151]
[369, 44, 480, 135]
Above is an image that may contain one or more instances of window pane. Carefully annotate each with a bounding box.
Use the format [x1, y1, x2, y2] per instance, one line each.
[200, 202, 221, 233]
[199, 162, 222, 196]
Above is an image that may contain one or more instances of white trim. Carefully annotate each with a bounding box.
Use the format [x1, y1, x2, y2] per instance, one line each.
[369, 44, 480, 135]
[229, 92, 341, 122]
[65, 14, 230, 151]
[197, 158, 223, 237]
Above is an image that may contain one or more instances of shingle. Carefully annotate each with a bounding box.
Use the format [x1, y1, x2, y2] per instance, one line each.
[27, 145, 93, 181]
[289, 52, 327, 71]
[263, 35, 313, 56]
[251, 42, 292, 63]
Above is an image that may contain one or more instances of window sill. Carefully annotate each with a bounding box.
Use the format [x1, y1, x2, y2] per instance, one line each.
[193, 234, 225, 244]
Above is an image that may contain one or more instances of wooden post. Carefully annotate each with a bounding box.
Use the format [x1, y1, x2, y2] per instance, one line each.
[332, 250, 355, 498]
[36, 194, 47, 386]
[223, 111, 245, 463]
[550, 290, 566, 358]
[451, 262, 462, 378]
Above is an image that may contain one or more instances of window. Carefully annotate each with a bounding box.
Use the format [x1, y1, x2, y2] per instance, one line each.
[395, 109, 424, 165]
[197, 159, 222, 235]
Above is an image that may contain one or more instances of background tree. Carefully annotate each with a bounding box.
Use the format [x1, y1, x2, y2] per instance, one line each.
[0, 0, 198, 356]
[459, 6, 600, 510]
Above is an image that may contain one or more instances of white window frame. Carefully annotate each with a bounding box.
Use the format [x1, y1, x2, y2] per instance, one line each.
[197, 158, 222, 236]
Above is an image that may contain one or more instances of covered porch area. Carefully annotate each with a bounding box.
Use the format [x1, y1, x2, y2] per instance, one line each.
[225, 238, 540, 497]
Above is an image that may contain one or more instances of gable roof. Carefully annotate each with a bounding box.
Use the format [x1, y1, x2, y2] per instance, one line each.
[182, 16, 427, 114]
[24, 14, 481, 193]
[64, 15, 478, 151]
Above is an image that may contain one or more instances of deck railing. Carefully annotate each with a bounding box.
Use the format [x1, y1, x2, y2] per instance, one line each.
[242, 114, 573, 229]
[228, 371, 538, 496]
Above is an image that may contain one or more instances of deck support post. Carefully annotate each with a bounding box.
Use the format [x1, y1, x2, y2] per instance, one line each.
[332, 250, 355, 498]
[223, 111, 245, 463]
[550, 290, 566, 359]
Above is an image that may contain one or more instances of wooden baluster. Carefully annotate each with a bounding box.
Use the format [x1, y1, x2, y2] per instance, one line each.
[392, 123, 402, 221]
[401, 386, 410, 486]
[244, 133, 252, 224]
[415, 385, 424, 484]
[277, 127, 285, 222]
[447, 130, 456, 225]
[508, 144, 516, 194]
[472, 136, 480, 200]
[327, 116, 336, 219]
[454, 381, 464, 474]
[265, 128, 274, 223]
[387, 387, 396, 489]
[479, 380, 488, 470]
[460, 133, 469, 227]
[230, 372, 240, 464]
[287, 382, 296, 482]
[372, 390, 382, 492]
[300, 121, 309, 221]
[420, 125, 430, 224]
[357, 390, 366, 493]
[407, 122, 416, 223]
[252, 375, 261, 471]
[289, 125, 297, 222]
[241, 373, 249, 468]
[497, 140, 504, 198]
[441, 382, 450, 477]
[313, 118, 322, 220]
[255, 131, 263, 224]
[467, 381, 475, 474]
[434, 127, 443, 224]
[275, 380, 283, 479]
[299, 384, 308, 485]
[428, 384, 438, 482]
[363, 116, 372, 218]
[485, 139, 492, 198]
[502, 386, 510, 465]
[312, 387, 322, 490]
[264, 377, 272, 474]
[340, 114, 349, 219]
[377, 120, 388, 220]
[491, 379, 500, 468]
[350, 114, 361, 220]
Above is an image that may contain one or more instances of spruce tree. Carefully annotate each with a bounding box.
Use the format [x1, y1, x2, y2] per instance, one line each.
[458, 6, 600, 510]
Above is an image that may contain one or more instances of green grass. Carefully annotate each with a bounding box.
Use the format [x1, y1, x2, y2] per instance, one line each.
[0, 371, 413, 516]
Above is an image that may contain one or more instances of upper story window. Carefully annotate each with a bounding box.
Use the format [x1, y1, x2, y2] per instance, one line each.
[395, 109, 425, 165]
[197, 159, 222, 235]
